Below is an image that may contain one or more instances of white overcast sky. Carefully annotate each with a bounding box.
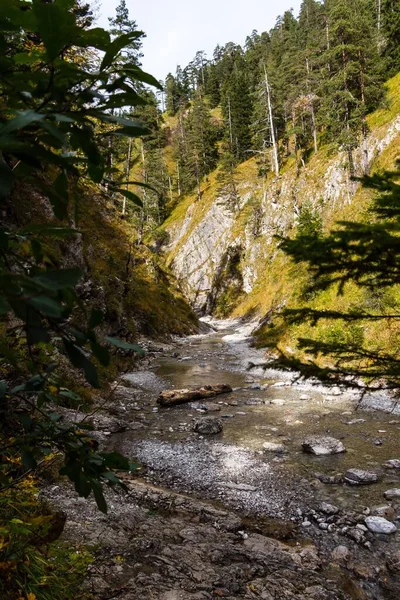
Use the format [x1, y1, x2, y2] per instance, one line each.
[97, 0, 302, 82]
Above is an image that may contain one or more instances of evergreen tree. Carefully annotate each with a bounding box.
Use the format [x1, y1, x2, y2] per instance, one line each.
[318, 0, 385, 175]
[185, 92, 219, 198]
[381, 0, 400, 75]
[108, 0, 145, 66]
[221, 54, 253, 162]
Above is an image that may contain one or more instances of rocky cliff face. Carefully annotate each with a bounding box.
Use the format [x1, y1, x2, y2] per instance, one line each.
[163, 74, 400, 317]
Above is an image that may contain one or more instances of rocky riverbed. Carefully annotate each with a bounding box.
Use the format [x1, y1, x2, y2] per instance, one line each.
[43, 318, 400, 599]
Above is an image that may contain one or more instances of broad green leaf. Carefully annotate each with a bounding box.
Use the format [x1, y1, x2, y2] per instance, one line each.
[92, 483, 107, 513]
[0, 381, 6, 399]
[21, 225, 79, 237]
[21, 450, 37, 470]
[63, 339, 100, 387]
[0, 295, 11, 315]
[75, 472, 92, 498]
[113, 188, 143, 208]
[123, 67, 163, 90]
[76, 27, 110, 50]
[30, 239, 43, 263]
[0, 110, 45, 135]
[105, 125, 149, 137]
[90, 341, 110, 367]
[101, 451, 130, 470]
[101, 92, 147, 110]
[100, 31, 144, 71]
[89, 309, 104, 329]
[118, 180, 159, 194]
[105, 336, 144, 355]
[29, 296, 64, 318]
[32, 268, 83, 290]
[32, 0, 78, 61]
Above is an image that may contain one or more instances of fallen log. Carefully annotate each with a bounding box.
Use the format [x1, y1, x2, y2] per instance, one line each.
[157, 384, 232, 407]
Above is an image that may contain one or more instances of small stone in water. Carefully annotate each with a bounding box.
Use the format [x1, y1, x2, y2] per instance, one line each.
[371, 506, 395, 520]
[270, 398, 285, 405]
[300, 394, 311, 400]
[344, 469, 380, 485]
[385, 459, 400, 469]
[384, 488, 400, 500]
[193, 417, 223, 435]
[302, 436, 346, 456]
[262, 442, 286, 453]
[365, 516, 397, 534]
[320, 502, 339, 515]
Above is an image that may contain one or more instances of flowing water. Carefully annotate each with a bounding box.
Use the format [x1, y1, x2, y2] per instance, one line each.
[113, 318, 400, 524]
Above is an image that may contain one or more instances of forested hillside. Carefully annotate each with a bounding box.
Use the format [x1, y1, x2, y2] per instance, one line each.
[152, 0, 400, 373]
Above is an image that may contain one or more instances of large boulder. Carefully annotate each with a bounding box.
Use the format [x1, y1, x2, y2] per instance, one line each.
[158, 384, 232, 406]
[193, 417, 223, 435]
[302, 436, 346, 456]
[344, 469, 380, 485]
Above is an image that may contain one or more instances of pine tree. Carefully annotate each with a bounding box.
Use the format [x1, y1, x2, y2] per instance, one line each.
[381, 0, 400, 75]
[185, 92, 219, 199]
[318, 0, 385, 176]
[108, 0, 145, 66]
[221, 54, 253, 162]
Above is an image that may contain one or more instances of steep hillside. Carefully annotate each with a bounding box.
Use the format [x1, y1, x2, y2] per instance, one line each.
[162, 73, 400, 350]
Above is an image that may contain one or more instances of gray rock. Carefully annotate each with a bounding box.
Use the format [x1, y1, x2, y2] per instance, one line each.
[270, 398, 286, 405]
[316, 473, 343, 484]
[331, 546, 350, 563]
[262, 442, 286, 453]
[387, 551, 400, 574]
[331, 386, 342, 396]
[384, 488, 400, 500]
[346, 419, 366, 425]
[365, 516, 397, 534]
[320, 502, 339, 515]
[371, 506, 395, 520]
[302, 436, 346, 456]
[193, 417, 223, 435]
[385, 459, 400, 469]
[344, 469, 380, 485]
[300, 394, 311, 400]
[346, 527, 365, 543]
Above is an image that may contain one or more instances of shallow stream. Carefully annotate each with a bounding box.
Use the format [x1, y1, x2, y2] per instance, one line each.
[113, 318, 400, 527]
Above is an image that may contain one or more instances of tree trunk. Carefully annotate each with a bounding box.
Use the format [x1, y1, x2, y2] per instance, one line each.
[122, 137, 132, 217]
[176, 161, 181, 196]
[263, 65, 279, 178]
[158, 384, 233, 407]
[227, 96, 233, 149]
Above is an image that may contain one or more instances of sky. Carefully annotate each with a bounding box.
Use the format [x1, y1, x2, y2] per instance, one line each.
[97, 0, 303, 82]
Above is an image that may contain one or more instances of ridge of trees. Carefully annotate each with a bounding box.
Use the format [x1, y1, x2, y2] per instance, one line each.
[162, 0, 396, 201]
